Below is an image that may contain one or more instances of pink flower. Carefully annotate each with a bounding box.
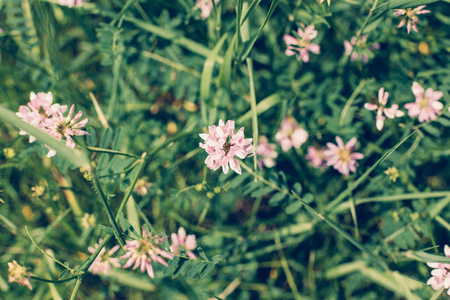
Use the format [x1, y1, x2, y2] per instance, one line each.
[394, 5, 430, 34]
[199, 120, 253, 175]
[59, 0, 85, 7]
[344, 35, 379, 64]
[44, 105, 89, 157]
[16, 92, 67, 143]
[195, 0, 219, 20]
[275, 117, 308, 152]
[88, 239, 121, 275]
[324, 137, 364, 176]
[404, 82, 443, 123]
[306, 146, 327, 169]
[121, 228, 174, 279]
[170, 227, 197, 259]
[256, 136, 278, 168]
[283, 24, 320, 63]
[8, 260, 32, 290]
[426, 245, 450, 295]
[364, 87, 404, 130]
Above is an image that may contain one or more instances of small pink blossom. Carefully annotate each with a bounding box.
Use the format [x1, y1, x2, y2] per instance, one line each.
[404, 82, 443, 123]
[394, 5, 430, 34]
[364, 87, 404, 130]
[324, 137, 364, 176]
[256, 136, 278, 168]
[426, 245, 450, 295]
[88, 239, 121, 275]
[275, 117, 308, 152]
[199, 120, 253, 175]
[195, 0, 219, 20]
[44, 105, 89, 157]
[344, 35, 379, 64]
[283, 24, 320, 63]
[59, 0, 85, 7]
[170, 227, 197, 259]
[7, 260, 32, 290]
[121, 227, 174, 279]
[306, 146, 327, 169]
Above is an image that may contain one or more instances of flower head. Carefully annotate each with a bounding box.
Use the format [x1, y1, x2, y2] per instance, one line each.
[283, 24, 320, 63]
[364, 87, 404, 130]
[306, 146, 327, 169]
[384, 166, 400, 182]
[344, 35, 379, 64]
[59, 0, 85, 7]
[195, 0, 219, 20]
[394, 5, 430, 34]
[404, 82, 443, 122]
[275, 117, 308, 152]
[426, 245, 450, 295]
[324, 137, 364, 176]
[170, 227, 197, 259]
[44, 105, 89, 156]
[8, 260, 32, 290]
[256, 136, 278, 168]
[199, 120, 253, 175]
[121, 228, 174, 278]
[88, 239, 121, 275]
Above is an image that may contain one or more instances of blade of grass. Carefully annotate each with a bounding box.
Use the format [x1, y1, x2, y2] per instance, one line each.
[246, 57, 258, 180]
[275, 233, 302, 300]
[293, 191, 389, 271]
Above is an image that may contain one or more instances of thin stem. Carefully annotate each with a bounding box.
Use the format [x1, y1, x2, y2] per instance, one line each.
[69, 277, 83, 300]
[275, 233, 302, 300]
[86, 146, 141, 158]
[356, 0, 379, 37]
[197, 198, 211, 226]
[30, 275, 77, 283]
[240, 161, 290, 195]
[246, 57, 259, 182]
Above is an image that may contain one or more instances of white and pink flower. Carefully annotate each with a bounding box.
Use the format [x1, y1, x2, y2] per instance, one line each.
[364, 87, 404, 130]
[88, 239, 121, 275]
[324, 137, 364, 176]
[195, 0, 219, 20]
[121, 228, 174, 279]
[404, 82, 443, 123]
[275, 117, 308, 152]
[59, 0, 85, 7]
[283, 24, 320, 63]
[427, 245, 450, 295]
[344, 35, 379, 64]
[170, 227, 197, 259]
[394, 5, 430, 34]
[199, 120, 253, 175]
[306, 146, 327, 169]
[256, 136, 278, 168]
[7, 260, 32, 290]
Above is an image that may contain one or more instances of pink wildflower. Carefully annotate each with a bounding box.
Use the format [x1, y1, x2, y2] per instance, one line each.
[88, 239, 121, 275]
[44, 105, 89, 157]
[324, 137, 364, 176]
[283, 24, 320, 63]
[275, 117, 308, 152]
[394, 5, 430, 34]
[199, 120, 253, 175]
[426, 245, 450, 295]
[121, 227, 174, 279]
[364, 87, 404, 130]
[7, 260, 32, 290]
[256, 136, 278, 168]
[344, 35, 379, 64]
[306, 146, 327, 169]
[404, 82, 443, 123]
[170, 227, 197, 259]
[195, 0, 219, 20]
[16, 92, 67, 143]
[59, 0, 84, 7]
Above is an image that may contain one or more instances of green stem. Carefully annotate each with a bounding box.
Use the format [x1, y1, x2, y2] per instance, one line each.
[69, 277, 83, 300]
[246, 57, 259, 181]
[30, 275, 77, 283]
[86, 146, 141, 158]
[356, 0, 379, 37]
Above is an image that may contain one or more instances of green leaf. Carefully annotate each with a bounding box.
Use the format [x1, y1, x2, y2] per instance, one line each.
[285, 201, 302, 215]
[97, 225, 115, 235]
[200, 262, 215, 278]
[269, 192, 286, 206]
[163, 256, 180, 276]
[172, 259, 192, 278]
[0, 105, 90, 170]
[86, 127, 97, 147]
[237, 93, 281, 124]
[197, 247, 209, 261]
[186, 261, 207, 278]
[100, 128, 114, 149]
[112, 127, 124, 151]
[218, 35, 237, 89]
[251, 186, 274, 198]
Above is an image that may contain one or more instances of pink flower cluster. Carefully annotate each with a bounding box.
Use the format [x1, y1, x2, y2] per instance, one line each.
[427, 245, 450, 296]
[283, 24, 321, 63]
[199, 120, 253, 175]
[394, 5, 430, 34]
[88, 239, 121, 275]
[365, 87, 404, 130]
[170, 227, 197, 259]
[307, 137, 364, 176]
[59, 0, 85, 7]
[256, 136, 278, 168]
[405, 82, 443, 122]
[275, 117, 308, 152]
[344, 35, 380, 64]
[195, 0, 219, 20]
[7, 260, 32, 290]
[16, 92, 88, 157]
